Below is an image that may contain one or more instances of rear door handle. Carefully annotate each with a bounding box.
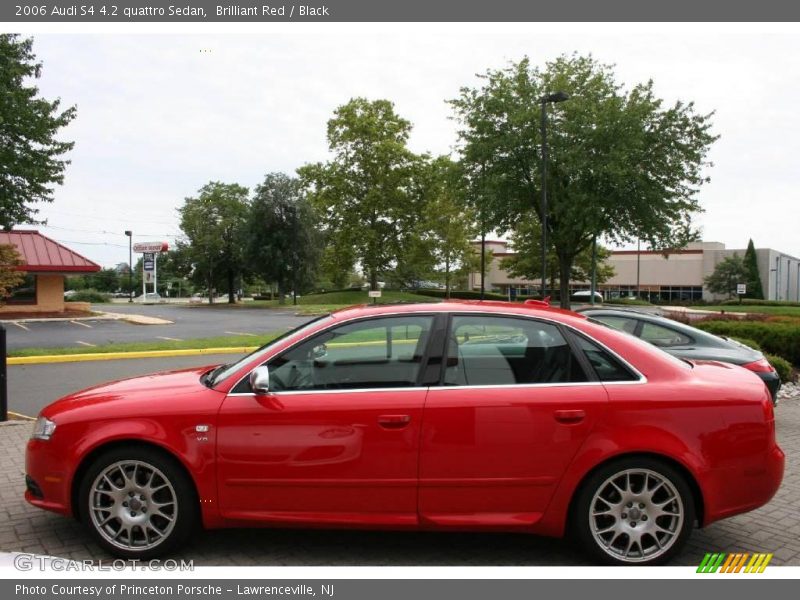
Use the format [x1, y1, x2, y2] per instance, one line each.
[377, 414, 412, 429]
[554, 409, 586, 424]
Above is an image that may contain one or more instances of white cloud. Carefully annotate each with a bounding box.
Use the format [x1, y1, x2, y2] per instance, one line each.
[17, 25, 800, 265]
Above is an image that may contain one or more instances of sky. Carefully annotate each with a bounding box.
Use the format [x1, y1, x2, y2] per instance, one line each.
[15, 24, 800, 267]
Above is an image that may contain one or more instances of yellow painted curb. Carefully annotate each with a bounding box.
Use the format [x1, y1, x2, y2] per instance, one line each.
[8, 346, 259, 366]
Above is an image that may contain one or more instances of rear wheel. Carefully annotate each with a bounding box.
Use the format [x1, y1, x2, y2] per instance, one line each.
[78, 447, 197, 559]
[574, 458, 695, 565]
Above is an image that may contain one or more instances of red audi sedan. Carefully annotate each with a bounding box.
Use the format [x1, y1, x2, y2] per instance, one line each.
[25, 301, 784, 565]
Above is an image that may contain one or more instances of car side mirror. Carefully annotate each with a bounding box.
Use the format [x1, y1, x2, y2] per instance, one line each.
[249, 365, 270, 395]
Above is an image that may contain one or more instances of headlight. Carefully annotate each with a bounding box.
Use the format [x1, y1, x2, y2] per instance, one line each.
[31, 416, 56, 441]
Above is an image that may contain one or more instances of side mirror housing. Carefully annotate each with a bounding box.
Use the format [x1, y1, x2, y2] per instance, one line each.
[249, 365, 270, 395]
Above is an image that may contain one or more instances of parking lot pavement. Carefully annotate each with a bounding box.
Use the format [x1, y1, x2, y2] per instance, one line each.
[1, 398, 798, 566]
[1, 304, 311, 351]
[7, 353, 246, 417]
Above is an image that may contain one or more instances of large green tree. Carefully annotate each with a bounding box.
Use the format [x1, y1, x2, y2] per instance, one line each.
[245, 173, 321, 304]
[451, 54, 717, 308]
[0, 34, 76, 229]
[704, 253, 747, 299]
[743, 239, 764, 299]
[298, 98, 421, 290]
[178, 182, 250, 304]
[419, 157, 476, 297]
[500, 214, 615, 295]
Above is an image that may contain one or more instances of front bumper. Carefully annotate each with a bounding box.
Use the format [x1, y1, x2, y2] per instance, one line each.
[24, 438, 72, 516]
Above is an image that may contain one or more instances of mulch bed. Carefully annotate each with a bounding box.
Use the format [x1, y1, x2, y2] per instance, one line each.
[0, 310, 97, 320]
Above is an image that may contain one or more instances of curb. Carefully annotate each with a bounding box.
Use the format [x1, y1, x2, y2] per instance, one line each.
[7, 346, 258, 366]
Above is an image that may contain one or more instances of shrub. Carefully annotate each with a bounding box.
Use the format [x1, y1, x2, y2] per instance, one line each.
[415, 289, 508, 301]
[67, 288, 110, 303]
[695, 320, 800, 367]
[765, 353, 794, 383]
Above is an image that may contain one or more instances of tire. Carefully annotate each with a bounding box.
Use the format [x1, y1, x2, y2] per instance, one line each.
[573, 457, 695, 565]
[78, 446, 198, 559]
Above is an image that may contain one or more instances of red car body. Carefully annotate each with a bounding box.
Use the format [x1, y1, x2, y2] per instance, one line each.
[25, 301, 784, 560]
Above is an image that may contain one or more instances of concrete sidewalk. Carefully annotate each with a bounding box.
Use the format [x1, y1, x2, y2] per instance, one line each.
[1, 397, 799, 566]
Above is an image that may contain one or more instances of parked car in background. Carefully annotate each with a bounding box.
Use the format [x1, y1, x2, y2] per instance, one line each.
[578, 307, 781, 404]
[26, 301, 783, 565]
[571, 290, 604, 303]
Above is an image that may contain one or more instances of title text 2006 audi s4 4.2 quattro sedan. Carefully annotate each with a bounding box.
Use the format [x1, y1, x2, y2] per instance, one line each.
[25, 300, 784, 565]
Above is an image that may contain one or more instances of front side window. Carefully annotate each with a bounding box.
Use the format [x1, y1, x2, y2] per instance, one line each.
[444, 315, 588, 386]
[266, 316, 434, 392]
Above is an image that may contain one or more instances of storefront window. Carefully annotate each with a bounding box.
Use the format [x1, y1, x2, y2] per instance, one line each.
[6, 274, 36, 304]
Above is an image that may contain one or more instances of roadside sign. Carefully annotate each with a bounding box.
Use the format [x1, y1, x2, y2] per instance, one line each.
[368, 290, 382, 298]
[143, 252, 155, 271]
[133, 241, 169, 253]
[737, 283, 747, 295]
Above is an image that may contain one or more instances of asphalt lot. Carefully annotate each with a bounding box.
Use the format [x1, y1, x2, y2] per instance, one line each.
[7, 353, 245, 418]
[1, 395, 798, 566]
[2, 303, 311, 351]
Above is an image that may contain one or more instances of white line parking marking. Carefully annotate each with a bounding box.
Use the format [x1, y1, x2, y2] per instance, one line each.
[156, 336, 183, 341]
[224, 331, 257, 336]
[11, 322, 29, 331]
[76, 341, 96, 347]
[70, 320, 92, 328]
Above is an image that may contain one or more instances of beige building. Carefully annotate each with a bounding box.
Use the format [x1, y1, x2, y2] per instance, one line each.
[470, 240, 800, 302]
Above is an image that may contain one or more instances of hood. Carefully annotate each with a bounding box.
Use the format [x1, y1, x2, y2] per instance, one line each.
[41, 365, 221, 422]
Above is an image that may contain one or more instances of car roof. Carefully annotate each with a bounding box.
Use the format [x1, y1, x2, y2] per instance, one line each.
[328, 300, 589, 325]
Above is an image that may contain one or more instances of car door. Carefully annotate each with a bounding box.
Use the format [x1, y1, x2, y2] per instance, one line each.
[418, 314, 609, 529]
[216, 314, 436, 526]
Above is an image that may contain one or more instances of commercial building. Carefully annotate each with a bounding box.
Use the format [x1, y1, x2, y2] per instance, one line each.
[0, 230, 101, 314]
[469, 240, 800, 302]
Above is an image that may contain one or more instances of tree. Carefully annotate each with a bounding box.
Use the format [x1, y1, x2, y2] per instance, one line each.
[0, 245, 24, 304]
[704, 253, 747, 299]
[0, 35, 77, 229]
[419, 157, 476, 297]
[500, 214, 615, 296]
[245, 173, 321, 305]
[178, 182, 250, 304]
[743, 239, 764, 300]
[298, 98, 421, 290]
[451, 54, 717, 308]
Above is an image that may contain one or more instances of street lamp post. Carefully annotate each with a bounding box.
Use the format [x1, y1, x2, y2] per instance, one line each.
[539, 91, 569, 300]
[124, 230, 133, 303]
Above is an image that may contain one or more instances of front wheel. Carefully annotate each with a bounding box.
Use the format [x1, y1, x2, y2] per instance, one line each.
[78, 447, 198, 559]
[573, 458, 695, 565]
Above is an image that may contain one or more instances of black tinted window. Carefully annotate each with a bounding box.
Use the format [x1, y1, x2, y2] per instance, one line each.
[444, 316, 588, 386]
[266, 316, 434, 391]
[575, 335, 638, 382]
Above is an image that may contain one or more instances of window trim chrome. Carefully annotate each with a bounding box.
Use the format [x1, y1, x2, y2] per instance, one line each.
[224, 309, 647, 396]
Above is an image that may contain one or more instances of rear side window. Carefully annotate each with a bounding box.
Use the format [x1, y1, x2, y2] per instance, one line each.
[639, 322, 691, 347]
[574, 335, 639, 382]
[444, 315, 588, 386]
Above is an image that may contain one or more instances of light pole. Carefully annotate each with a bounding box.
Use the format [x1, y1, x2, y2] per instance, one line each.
[124, 230, 133, 303]
[539, 90, 569, 300]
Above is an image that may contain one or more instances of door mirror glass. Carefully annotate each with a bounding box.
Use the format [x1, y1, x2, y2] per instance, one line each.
[249, 365, 270, 395]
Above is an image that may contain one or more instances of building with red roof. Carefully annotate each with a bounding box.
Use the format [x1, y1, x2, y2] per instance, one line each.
[0, 230, 101, 314]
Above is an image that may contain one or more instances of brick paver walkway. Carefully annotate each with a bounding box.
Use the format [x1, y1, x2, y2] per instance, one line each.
[2, 398, 798, 566]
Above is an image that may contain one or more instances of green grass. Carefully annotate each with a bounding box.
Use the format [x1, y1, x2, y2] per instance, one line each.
[700, 305, 800, 317]
[9, 332, 282, 358]
[187, 290, 442, 313]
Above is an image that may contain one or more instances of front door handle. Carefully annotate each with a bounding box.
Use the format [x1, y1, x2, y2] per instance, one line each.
[554, 409, 586, 424]
[378, 414, 412, 429]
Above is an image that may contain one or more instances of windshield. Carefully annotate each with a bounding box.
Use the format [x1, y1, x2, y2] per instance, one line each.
[205, 314, 333, 387]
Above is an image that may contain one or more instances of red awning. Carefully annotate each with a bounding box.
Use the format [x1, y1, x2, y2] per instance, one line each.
[0, 230, 101, 273]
